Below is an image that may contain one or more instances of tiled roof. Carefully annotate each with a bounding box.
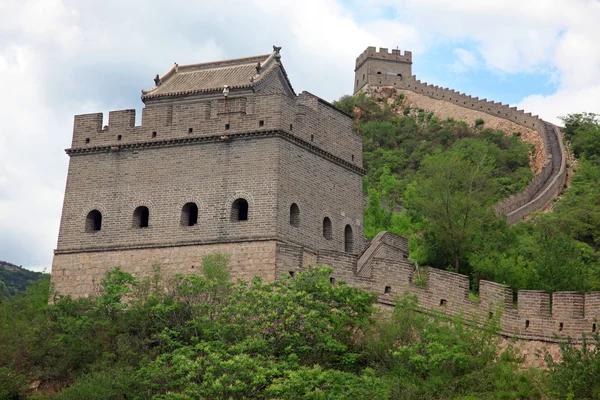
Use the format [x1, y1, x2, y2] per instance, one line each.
[142, 46, 291, 100]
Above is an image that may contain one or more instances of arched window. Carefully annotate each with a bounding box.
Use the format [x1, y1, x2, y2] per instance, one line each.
[344, 224, 353, 252]
[181, 202, 198, 226]
[85, 210, 102, 232]
[231, 198, 249, 221]
[322, 217, 332, 240]
[289, 203, 300, 227]
[397, 73, 402, 79]
[376, 71, 382, 75]
[133, 206, 149, 228]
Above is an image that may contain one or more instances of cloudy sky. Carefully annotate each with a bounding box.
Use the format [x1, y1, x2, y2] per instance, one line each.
[1, 0, 599, 272]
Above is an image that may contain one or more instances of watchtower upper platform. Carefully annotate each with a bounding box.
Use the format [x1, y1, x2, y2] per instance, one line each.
[354, 46, 413, 94]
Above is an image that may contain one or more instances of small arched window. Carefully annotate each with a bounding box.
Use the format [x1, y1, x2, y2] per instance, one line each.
[181, 202, 198, 226]
[231, 198, 249, 221]
[323, 217, 332, 240]
[376, 71, 382, 75]
[133, 206, 149, 228]
[290, 203, 300, 227]
[397, 73, 402, 79]
[86, 210, 102, 232]
[344, 224, 353, 253]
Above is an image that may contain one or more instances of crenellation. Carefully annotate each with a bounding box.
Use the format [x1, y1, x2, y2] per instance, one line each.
[480, 280, 513, 310]
[72, 113, 103, 147]
[585, 292, 600, 320]
[108, 109, 136, 129]
[553, 292, 585, 319]
[517, 291, 552, 317]
[54, 46, 576, 345]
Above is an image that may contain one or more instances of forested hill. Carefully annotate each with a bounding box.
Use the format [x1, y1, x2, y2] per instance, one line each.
[0, 261, 48, 299]
[334, 91, 600, 294]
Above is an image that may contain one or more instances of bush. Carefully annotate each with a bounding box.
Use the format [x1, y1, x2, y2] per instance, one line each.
[54, 367, 140, 400]
[475, 118, 484, 126]
[545, 332, 600, 399]
[0, 367, 28, 399]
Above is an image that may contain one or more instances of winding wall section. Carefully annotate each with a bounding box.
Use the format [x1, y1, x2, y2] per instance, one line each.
[362, 65, 567, 222]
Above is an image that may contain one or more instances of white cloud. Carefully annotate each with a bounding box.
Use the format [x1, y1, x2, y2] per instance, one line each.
[451, 48, 478, 74]
[1, 0, 599, 271]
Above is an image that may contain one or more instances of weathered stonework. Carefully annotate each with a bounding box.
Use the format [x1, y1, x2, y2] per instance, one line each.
[52, 241, 278, 297]
[52, 46, 589, 349]
[53, 47, 365, 299]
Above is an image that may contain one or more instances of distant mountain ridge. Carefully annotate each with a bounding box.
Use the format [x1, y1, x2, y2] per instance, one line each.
[0, 260, 48, 298]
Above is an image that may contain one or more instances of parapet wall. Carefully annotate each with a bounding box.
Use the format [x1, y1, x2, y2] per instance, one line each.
[278, 234, 599, 342]
[374, 260, 600, 342]
[363, 71, 566, 223]
[69, 83, 361, 170]
[355, 46, 412, 70]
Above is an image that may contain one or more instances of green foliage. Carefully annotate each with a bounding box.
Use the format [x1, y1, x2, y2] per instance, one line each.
[201, 253, 231, 283]
[342, 90, 598, 293]
[332, 94, 357, 115]
[346, 92, 532, 276]
[545, 332, 600, 399]
[561, 112, 600, 165]
[469, 160, 600, 293]
[0, 261, 48, 300]
[0, 264, 550, 399]
[0, 367, 28, 399]
[365, 294, 540, 399]
[53, 366, 140, 400]
[410, 146, 496, 272]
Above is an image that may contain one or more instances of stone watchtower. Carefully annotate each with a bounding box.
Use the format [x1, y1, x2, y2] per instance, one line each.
[51, 47, 367, 297]
[353, 46, 412, 95]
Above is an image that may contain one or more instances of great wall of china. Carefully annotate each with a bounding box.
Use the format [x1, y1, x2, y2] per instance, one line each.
[52, 47, 592, 356]
[349, 48, 597, 347]
[355, 46, 567, 224]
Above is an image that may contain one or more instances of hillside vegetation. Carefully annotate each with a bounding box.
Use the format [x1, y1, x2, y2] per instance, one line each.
[334, 93, 600, 293]
[1, 97, 600, 398]
[0, 261, 48, 300]
[3, 259, 599, 399]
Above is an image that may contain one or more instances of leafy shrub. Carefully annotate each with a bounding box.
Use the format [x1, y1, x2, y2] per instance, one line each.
[545, 332, 600, 399]
[54, 367, 140, 400]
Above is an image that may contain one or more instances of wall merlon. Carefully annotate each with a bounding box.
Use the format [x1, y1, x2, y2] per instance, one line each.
[72, 113, 103, 147]
[585, 292, 600, 319]
[552, 292, 585, 319]
[517, 290, 551, 317]
[108, 109, 136, 129]
[480, 280, 513, 309]
[355, 47, 412, 70]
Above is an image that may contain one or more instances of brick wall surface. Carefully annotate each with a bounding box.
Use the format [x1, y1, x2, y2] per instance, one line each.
[53, 49, 579, 346]
[51, 241, 278, 298]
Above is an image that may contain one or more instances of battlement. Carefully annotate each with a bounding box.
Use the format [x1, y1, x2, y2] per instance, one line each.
[367, 248, 600, 341]
[355, 46, 412, 70]
[276, 234, 599, 342]
[69, 91, 360, 168]
[371, 75, 567, 223]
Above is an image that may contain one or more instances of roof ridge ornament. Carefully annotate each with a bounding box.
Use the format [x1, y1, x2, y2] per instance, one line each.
[273, 45, 282, 61]
[256, 62, 262, 74]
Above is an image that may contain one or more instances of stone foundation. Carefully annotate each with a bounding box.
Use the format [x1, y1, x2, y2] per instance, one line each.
[51, 240, 278, 297]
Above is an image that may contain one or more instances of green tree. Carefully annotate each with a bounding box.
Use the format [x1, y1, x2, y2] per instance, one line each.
[410, 148, 495, 272]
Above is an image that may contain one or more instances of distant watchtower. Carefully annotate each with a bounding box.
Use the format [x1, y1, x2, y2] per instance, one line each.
[354, 46, 412, 95]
